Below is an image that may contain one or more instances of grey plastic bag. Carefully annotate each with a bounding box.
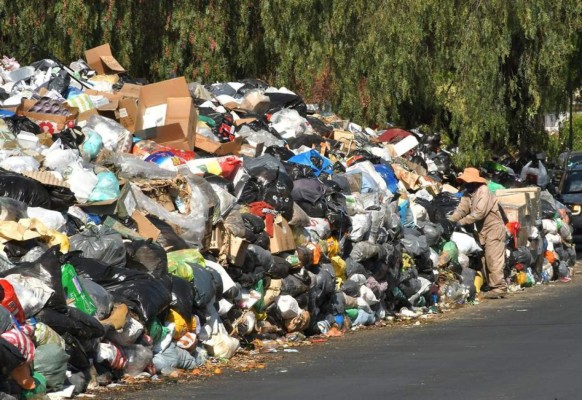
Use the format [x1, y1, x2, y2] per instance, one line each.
[69, 225, 126, 268]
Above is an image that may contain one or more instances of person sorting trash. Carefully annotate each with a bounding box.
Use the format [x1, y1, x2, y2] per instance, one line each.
[448, 168, 508, 298]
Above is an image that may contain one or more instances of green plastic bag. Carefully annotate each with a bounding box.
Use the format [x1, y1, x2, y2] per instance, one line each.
[487, 180, 505, 194]
[167, 249, 206, 281]
[33, 344, 69, 391]
[345, 308, 359, 320]
[252, 279, 265, 312]
[439, 241, 459, 265]
[61, 263, 97, 316]
[21, 372, 47, 399]
[148, 318, 164, 343]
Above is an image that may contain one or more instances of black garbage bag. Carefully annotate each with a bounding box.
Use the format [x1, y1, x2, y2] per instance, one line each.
[170, 276, 194, 321]
[261, 177, 294, 219]
[125, 239, 167, 278]
[46, 186, 76, 211]
[1, 246, 67, 312]
[314, 264, 335, 307]
[3, 115, 41, 135]
[306, 116, 333, 137]
[244, 155, 289, 186]
[345, 257, 367, 278]
[401, 234, 429, 257]
[61, 332, 91, 370]
[265, 145, 295, 161]
[69, 226, 126, 269]
[398, 268, 421, 299]
[265, 92, 307, 117]
[350, 242, 381, 263]
[36, 307, 105, 340]
[513, 247, 534, 267]
[145, 215, 189, 251]
[291, 178, 325, 205]
[0, 337, 25, 378]
[421, 222, 443, 247]
[266, 256, 291, 279]
[3, 239, 45, 261]
[341, 280, 360, 298]
[190, 264, 216, 308]
[541, 199, 557, 219]
[52, 127, 85, 151]
[285, 162, 316, 181]
[0, 168, 51, 208]
[297, 200, 327, 218]
[281, 270, 311, 297]
[104, 268, 172, 323]
[48, 70, 71, 95]
[242, 213, 265, 234]
[254, 231, 270, 250]
[67, 253, 114, 283]
[326, 195, 350, 232]
[0, 197, 27, 221]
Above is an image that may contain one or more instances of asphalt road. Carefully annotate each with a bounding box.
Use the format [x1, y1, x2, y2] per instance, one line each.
[113, 276, 582, 400]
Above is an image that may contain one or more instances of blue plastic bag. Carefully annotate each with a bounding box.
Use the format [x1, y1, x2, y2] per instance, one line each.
[288, 150, 333, 177]
[374, 164, 399, 194]
[81, 129, 103, 161]
[88, 171, 120, 202]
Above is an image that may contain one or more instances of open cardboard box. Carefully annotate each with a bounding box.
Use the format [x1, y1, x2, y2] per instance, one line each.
[195, 135, 243, 156]
[85, 44, 126, 75]
[82, 89, 138, 132]
[134, 77, 197, 150]
[17, 99, 78, 132]
[210, 223, 248, 267]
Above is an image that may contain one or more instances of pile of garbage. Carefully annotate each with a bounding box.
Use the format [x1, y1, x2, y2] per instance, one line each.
[0, 45, 575, 398]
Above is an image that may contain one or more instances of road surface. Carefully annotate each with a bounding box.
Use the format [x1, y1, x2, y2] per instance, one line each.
[112, 275, 582, 400]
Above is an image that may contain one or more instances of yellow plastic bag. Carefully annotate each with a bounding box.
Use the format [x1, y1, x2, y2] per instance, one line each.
[166, 309, 195, 340]
[331, 256, 346, 281]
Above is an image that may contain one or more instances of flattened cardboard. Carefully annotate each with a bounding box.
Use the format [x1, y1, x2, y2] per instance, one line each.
[23, 171, 69, 188]
[85, 44, 126, 75]
[131, 211, 161, 240]
[195, 136, 242, 156]
[270, 215, 296, 253]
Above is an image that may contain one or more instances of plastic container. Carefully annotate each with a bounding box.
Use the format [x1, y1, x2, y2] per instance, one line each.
[0, 278, 26, 323]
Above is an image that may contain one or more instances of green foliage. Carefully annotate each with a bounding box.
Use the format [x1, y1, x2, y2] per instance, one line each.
[561, 113, 582, 152]
[0, 1, 581, 165]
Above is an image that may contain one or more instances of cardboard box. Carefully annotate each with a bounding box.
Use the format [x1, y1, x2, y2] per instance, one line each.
[135, 77, 197, 150]
[500, 203, 527, 225]
[85, 44, 126, 75]
[228, 235, 248, 267]
[209, 223, 248, 266]
[118, 83, 142, 99]
[333, 130, 357, 152]
[496, 187, 541, 220]
[270, 215, 296, 253]
[17, 99, 78, 132]
[195, 136, 243, 156]
[83, 89, 138, 132]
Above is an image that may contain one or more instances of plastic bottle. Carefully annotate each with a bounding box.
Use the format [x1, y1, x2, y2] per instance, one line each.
[0, 279, 26, 324]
